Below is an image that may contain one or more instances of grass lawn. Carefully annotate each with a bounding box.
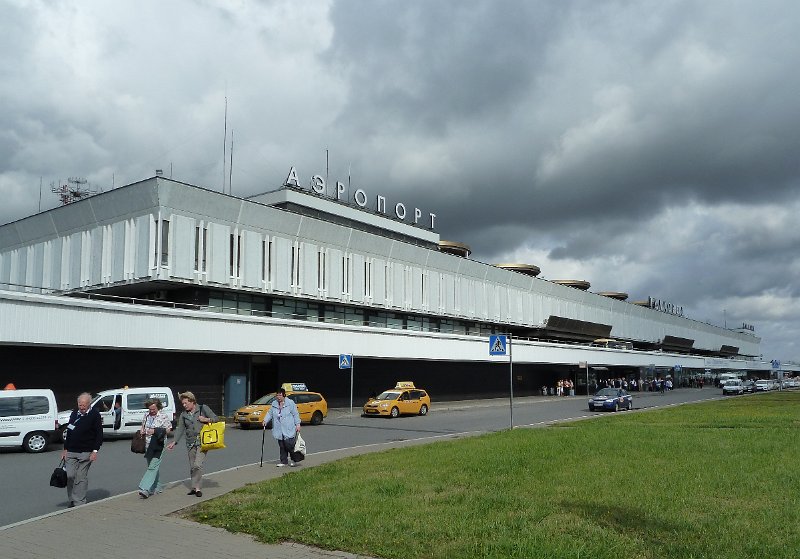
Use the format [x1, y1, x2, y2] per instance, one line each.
[190, 392, 800, 558]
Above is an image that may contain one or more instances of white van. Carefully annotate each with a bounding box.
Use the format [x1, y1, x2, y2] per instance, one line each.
[0, 388, 60, 453]
[58, 387, 176, 440]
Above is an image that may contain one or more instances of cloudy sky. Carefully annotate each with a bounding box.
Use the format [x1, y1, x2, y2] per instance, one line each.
[2, 0, 798, 362]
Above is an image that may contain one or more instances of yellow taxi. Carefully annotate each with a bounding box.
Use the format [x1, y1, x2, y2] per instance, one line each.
[235, 383, 328, 429]
[362, 382, 431, 418]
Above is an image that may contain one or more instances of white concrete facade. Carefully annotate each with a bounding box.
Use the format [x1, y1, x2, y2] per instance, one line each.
[0, 177, 761, 359]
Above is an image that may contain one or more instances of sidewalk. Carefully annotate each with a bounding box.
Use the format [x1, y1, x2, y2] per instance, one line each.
[0, 393, 631, 559]
[0, 433, 465, 559]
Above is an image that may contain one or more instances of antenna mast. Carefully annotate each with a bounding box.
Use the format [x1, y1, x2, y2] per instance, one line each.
[50, 177, 98, 206]
[228, 130, 234, 195]
[222, 94, 228, 193]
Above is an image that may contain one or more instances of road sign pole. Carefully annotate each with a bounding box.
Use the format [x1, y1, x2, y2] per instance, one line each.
[350, 358, 354, 416]
[509, 333, 513, 429]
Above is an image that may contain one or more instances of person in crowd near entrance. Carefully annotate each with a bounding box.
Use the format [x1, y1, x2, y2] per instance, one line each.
[61, 392, 103, 507]
[262, 387, 301, 467]
[113, 395, 122, 430]
[137, 398, 172, 498]
[167, 391, 218, 497]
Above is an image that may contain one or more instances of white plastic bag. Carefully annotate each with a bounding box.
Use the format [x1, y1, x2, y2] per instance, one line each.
[294, 433, 306, 456]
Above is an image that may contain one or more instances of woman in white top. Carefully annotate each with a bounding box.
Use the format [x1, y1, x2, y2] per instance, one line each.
[137, 398, 172, 498]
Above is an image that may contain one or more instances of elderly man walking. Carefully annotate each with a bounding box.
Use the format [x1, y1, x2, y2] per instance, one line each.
[61, 392, 103, 507]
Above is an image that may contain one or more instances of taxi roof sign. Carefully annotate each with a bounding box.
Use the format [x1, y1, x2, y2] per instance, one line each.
[282, 382, 309, 392]
[395, 381, 416, 389]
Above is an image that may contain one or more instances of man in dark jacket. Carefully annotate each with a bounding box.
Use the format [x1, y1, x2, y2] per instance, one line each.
[60, 392, 103, 507]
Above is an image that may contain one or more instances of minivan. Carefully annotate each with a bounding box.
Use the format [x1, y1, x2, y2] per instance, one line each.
[58, 387, 176, 440]
[0, 388, 60, 453]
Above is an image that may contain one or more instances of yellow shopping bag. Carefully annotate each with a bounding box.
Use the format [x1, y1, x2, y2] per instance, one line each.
[200, 421, 226, 451]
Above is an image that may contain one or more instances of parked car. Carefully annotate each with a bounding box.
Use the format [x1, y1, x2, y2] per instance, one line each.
[235, 382, 327, 429]
[742, 380, 756, 393]
[362, 382, 431, 418]
[588, 387, 632, 412]
[755, 380, 772, 392]
[58, 386, 176, 441]
[0, 388, 60, 453]
[722, 379, 744, 395]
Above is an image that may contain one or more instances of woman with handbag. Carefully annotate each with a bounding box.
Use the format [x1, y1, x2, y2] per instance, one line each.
[261, 387, 301, 467]
[167, 391, 218, 497]
[137, 398, 172, 498]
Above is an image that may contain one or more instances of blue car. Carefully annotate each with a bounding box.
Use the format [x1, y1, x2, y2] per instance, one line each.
[588, 387, 633, 412]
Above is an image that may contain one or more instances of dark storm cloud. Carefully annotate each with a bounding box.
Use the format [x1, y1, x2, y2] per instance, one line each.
[323, 0, 800, 253]
[0, 0, 798, 360]
[326, 1, 563, 134]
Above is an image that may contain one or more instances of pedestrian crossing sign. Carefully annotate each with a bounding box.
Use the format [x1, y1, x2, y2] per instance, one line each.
[339, 354, 352, 369]
[489, 335, 507, 356]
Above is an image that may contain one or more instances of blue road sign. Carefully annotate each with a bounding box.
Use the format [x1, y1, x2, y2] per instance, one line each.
[339, 354, 352, 369]
[489, 335, 507, 356]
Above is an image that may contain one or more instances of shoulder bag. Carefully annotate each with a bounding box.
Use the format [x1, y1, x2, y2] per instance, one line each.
[198, 404, 226, 451]
[50, 458, 67, 488]
[131, 427, 146, 454]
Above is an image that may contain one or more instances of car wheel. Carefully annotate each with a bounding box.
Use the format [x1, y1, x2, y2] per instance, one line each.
[589, 405, 595, 412]
[419, 404, 428, 416]
[23, 431, 49, 453]
[239, 423, 250, 430]
[614, 402, 619, 412]
[627, 401, 633, 411]
[390, 407, 400, 418]
[311, 411, 324, 425]
[60, 427, 68, 443]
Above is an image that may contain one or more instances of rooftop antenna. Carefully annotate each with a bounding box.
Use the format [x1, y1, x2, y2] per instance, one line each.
[222, 93, 228, 193]
[348, 162, 351, 201]
[228, 130, 234, 195]
[50, 177, 97, 205]
[326, 148, 329, 197]
[38, 176, 43, 212]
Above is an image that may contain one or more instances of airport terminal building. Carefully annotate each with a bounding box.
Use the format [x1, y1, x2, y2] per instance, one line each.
[0, 172, 770, 413]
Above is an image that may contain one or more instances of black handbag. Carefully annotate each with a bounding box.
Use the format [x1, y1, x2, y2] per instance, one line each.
[131, 431, 146, 454]
[50, 458, 67, 488]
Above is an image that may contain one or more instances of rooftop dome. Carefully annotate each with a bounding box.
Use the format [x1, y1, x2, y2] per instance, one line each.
[597, 291, 629, 301]
[438, 240, 471, 257]
[494, 263, 541, 276]
[552, 279, 591, 291]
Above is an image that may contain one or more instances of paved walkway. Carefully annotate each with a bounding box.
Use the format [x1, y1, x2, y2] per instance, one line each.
[0, 393, 636, 558]
[0, 429, 473, 559]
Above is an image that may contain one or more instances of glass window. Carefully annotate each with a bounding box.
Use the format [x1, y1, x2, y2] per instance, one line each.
[407, 317, 422, 331]
[126, 394, 153, 410]
[323, 305, 345, 324]
[160, 220, 170, 266]
[306, 302, 321, 322]
[238, 294, 252, 316]
[222, 292, 238, 314]
[0, 397, 22, 417]
[208, 294, 223, 313]
[92, 395, 116, 412]
[251, 298, 268, 317]
[387, 313, 404, 329]
[272, 298, 296, 319]
[345, 308, 363, 326]
[21, 396, 51, 415]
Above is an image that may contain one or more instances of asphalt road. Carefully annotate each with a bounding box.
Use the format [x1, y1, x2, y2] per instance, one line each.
[0, 387, 723, 527]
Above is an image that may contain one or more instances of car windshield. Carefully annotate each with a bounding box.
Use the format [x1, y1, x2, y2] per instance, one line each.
[594, 388, 621, 397]
[375, 391, 401, 401]
[251, 393, 277, 405]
